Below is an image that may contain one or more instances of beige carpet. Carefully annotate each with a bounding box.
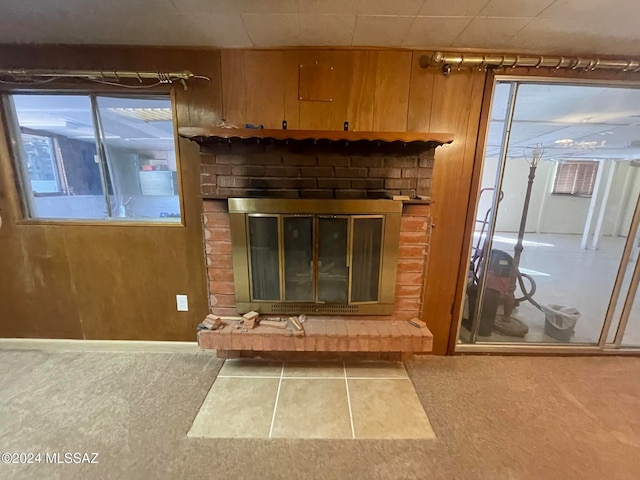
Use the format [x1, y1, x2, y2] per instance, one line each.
[0, 347, 639, 479]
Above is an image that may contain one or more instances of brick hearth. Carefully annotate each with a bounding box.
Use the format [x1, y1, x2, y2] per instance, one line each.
[198, 318, 433, 359]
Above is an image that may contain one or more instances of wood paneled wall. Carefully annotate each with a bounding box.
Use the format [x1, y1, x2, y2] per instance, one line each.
[219, 49, 486, 353]
[0, 45, 221, 341]
[220, 49, 414, 132]
[0, 45, 487, 351]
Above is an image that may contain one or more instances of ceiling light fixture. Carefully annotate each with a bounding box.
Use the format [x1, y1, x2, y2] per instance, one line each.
[108, 108, 173, 122]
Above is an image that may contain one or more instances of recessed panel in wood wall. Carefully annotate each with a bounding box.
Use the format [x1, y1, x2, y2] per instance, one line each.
[298, 62, 335, 102]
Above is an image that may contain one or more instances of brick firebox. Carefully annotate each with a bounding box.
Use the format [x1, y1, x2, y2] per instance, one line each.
[179, 128, 450, 355]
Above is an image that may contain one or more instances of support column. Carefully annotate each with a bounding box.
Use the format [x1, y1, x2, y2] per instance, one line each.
[581, 159, 605, 250]
[592, 160, 616, 249]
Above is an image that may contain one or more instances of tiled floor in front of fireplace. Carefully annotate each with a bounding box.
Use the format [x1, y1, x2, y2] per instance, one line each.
[187, 360, 436, 440]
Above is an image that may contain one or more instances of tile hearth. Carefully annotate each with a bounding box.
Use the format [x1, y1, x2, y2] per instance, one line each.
[187, 360, 436, 440]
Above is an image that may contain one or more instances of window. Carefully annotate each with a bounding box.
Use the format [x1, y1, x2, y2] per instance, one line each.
[5, 93, 181, 222]
[20, 133, 62, 194]
[552, 161, 599, 196]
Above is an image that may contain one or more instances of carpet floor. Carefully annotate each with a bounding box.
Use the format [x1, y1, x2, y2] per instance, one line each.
[0, 347, 639, 479]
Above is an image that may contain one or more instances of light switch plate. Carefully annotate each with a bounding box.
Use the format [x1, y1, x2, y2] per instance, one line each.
[176, 294, 189, 312]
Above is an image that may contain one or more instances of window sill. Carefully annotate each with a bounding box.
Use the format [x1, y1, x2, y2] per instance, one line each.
[550, 193, 593, 198]
[15, 218, 185, 227]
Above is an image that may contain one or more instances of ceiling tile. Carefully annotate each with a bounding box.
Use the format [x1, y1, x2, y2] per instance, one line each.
[242, 14, 355, 47]
[452, 17, 531, 49]
[170, 14, 253, 47]
[297, 14, 357, 46]
[242, 13, 299, 46]
[479, 0, 555, 18]
[56, 12, 252, 47]
[0, 12, 81, 44]
[0, 0, 179, 44]
[403, 16, 473, 48]
[419, 0, 491, 17]
[539, 0, 640, 21]
[172, 0, 297, 14]
[298, 0, 360, 14]
[357, 0, 425, 16]
[352, 15, 415, 47]
[72, 0, 178, 15]
[510, 17, 640, 55]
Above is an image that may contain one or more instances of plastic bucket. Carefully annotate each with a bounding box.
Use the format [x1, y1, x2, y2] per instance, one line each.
[542, 304, 580, 341]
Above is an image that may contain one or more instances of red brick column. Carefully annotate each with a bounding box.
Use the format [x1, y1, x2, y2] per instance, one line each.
[203, 200, 236, 316]
[393, 204, 431, 321]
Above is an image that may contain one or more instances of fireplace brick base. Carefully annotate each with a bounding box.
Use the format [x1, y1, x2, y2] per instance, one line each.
[198, 317, 433, 356]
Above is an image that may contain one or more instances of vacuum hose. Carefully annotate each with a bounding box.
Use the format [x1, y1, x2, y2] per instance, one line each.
[515, 271, 542, 310]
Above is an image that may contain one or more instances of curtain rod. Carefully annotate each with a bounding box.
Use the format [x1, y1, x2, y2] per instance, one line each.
[420, 51, 640, 75]
[0, 69, 211, 90]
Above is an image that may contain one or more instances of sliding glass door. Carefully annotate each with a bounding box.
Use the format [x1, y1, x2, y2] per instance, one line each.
[458, 78, 640, 351]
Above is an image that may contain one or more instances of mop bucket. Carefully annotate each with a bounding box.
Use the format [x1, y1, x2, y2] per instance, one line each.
[542, 304, 580, 341]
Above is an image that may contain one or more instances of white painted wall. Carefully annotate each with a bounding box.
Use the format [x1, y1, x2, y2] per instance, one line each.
[477, 157, 640, 237]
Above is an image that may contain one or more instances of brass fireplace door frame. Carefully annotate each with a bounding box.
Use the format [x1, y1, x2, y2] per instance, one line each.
[228, 198, 402, 315]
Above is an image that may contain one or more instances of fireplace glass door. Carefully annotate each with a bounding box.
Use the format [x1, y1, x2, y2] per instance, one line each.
[248, 215, 280, 301]
[351, 216, 384, 303]
[283, 216, 314, 301]
[231, 199, 402, 314]
[317, 216, 349, 303]
[246, 214, 386, 304]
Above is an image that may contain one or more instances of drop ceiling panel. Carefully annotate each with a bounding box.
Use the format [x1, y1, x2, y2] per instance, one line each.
[538, 0, 640, 22]
[510, 17, 640, 56]
[486, 121, 573, 149]
[478, 0, 556, 18]
[1, 0, 640, 60]
[452, 17, 531, 50]
[402, 16, 473, 48]
[241, 14, 299, 46]
[65, 0, 177, 16]
[509, 123, 609, 147]
[358, 0, 425, 16]
[298, 0, 361, 15]
[0, 13, 80, 44]
[352, 15, 415, 47]
[242, 14, 356, 47]
[418, 0, 490, 17]
[172, 0, 298, 14]
[61, 12, 251, 47]
[297, 14, 357, 46]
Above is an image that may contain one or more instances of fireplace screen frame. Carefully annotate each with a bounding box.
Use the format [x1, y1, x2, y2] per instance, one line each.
[228, 198, 402, 315]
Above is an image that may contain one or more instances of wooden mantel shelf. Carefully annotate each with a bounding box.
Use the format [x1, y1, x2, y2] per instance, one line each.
[179, 127, 454, 148]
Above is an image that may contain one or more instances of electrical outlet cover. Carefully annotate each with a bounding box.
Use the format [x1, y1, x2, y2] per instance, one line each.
[176, 294, 189, 312]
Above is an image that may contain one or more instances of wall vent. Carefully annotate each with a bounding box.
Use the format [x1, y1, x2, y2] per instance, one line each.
[268, 303, 358, 314]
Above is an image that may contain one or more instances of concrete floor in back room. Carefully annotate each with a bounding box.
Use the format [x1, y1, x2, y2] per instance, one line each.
[0, 342, 639, 480]
[462, 233, 640, 345]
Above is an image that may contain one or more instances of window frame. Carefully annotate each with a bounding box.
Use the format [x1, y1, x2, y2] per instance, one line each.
[551, 160, 599, 197]
[1, 86, 185, 226]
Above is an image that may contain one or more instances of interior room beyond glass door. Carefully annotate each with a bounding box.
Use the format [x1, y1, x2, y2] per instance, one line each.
[458, 80, 640, 349]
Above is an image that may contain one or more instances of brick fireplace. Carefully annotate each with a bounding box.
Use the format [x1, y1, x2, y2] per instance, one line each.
[204, 199, 431, 322]
[180, 127, 452, 355]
